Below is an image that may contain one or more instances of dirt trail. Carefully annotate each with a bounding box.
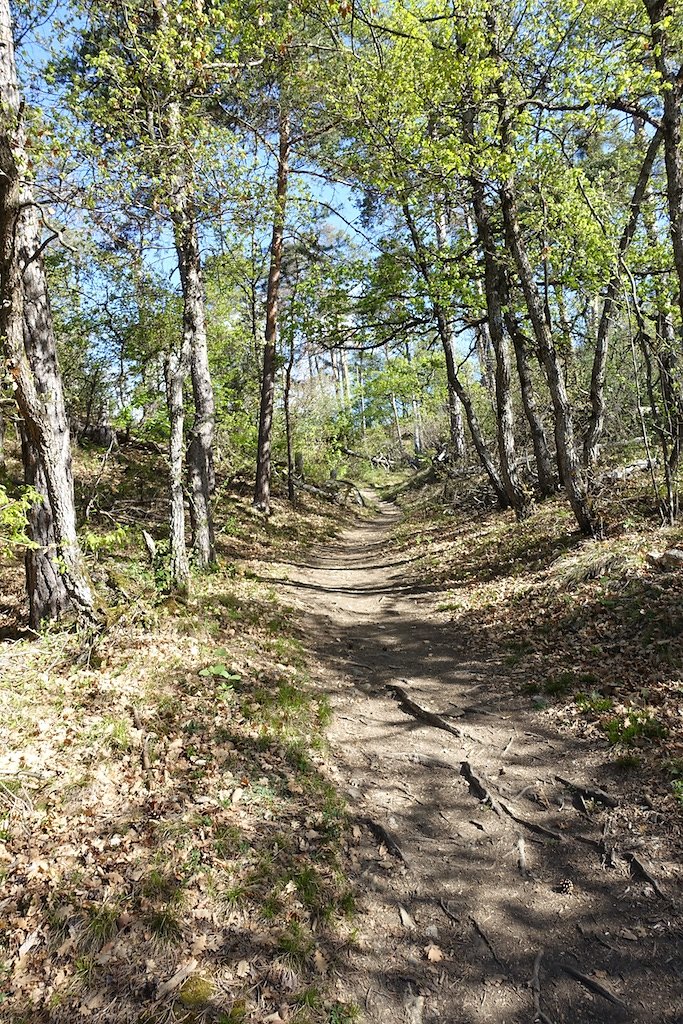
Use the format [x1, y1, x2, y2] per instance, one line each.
[262, 499, 683, 1024]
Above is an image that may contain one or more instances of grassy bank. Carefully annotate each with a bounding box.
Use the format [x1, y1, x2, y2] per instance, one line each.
[0, 453, 361, 1024]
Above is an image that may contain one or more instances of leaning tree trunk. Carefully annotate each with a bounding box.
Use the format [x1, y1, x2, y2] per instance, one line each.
[434, 206, 466, 460]
[403, 200, 507, 503]
[0, 0, 94, 627]
[643, 1, 683, 339]
[500, 173, 597, 536]
[254, 106, 290, 514]
[469, 179, 530, 517]
[584, 125, 663, 467]
[173, 189, 215, 567]
[439, 313, 509, 507]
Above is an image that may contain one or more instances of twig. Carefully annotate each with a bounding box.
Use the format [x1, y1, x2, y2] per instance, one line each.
[85, 434, 116, 519]
[439, 898, 460, 924]
[561, 964, 628, 1008]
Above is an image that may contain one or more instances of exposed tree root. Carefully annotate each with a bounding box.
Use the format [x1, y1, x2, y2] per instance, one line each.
[359, 815, 410, 867]
[555, 775, 619, 808]
[387, 683, 468, 738]
[561, 964, 628, 1010]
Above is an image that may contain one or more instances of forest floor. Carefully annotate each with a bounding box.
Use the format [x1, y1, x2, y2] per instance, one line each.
[2, 455, 683, 1024]
[257, 483, 683, 1024]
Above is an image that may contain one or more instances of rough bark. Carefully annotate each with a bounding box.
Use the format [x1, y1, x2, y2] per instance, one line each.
[0, 0, 95, 627]
[173, 189, 215, 567]
[164, 336, 191, 593]
[584, 126, 664, 467]
[254, 106, 290, 514]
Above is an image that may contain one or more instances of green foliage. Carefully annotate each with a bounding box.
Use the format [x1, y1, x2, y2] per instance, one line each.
[602, 710, 667, 746]
[81, 523, 129, 556]
[0, 483, 39, 556]
[575, 691, 614, 714]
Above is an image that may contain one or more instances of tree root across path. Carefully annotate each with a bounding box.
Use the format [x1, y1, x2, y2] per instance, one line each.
[386, 683, 477, 741]
[388, 681, 672, 897]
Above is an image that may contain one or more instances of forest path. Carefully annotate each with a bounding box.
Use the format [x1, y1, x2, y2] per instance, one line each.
[259, 498, 682, 1024]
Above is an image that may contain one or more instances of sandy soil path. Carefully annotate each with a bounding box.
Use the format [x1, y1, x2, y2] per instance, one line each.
[261, 499, 683, 1024]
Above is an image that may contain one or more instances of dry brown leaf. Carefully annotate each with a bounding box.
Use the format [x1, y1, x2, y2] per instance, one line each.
[424, 943, 444, 962]
[236, 959, 250, 978]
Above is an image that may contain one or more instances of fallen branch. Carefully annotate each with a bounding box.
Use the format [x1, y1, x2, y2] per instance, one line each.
[555, 775, 619, 808]
[388, 683, 466, 739]
[561, 964, 627, 1009]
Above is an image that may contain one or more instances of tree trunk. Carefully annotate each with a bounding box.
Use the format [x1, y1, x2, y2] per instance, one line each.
[502, 298, 557, 497]
[434, 206, 466, 460]
[584, 125, 663, 466]
[0, 0, 95, 627]
[500, 173, 597, 535]
[173, 189, 215, 567]
[643, 1, 683, 338]
[403, 200, 507, 502]
[284, 329, 296, 503]
[254, 106, 290, 514]
[468, 180, 530, 516]
[440, 316, 509, 506]
[463, 210, 497, 410]
[164, 337, 191, 593]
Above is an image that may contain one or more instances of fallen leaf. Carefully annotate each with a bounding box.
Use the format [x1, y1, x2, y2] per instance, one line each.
[236, 959, 250, 978]
[399, 905, 416, 930]
[425, 943, 444, 962]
